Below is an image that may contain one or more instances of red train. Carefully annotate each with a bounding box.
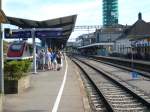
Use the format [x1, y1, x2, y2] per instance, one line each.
[7, 41, 33, 60]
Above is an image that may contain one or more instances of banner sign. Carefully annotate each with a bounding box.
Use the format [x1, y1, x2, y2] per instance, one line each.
[34, 28, 63, 38]
[132, 39, 150, 47]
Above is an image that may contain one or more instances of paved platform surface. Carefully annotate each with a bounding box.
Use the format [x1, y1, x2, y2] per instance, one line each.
[3, 57, 88, 112]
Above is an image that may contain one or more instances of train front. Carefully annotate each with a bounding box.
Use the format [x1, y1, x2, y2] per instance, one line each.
[7, 41, 31, 60]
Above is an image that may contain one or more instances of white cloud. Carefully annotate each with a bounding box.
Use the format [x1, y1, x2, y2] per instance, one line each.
[119, 0, 150, 25]
[3, 0, 102, 41]
[3, 0, 150, 42]
[3, 0, 101, 20]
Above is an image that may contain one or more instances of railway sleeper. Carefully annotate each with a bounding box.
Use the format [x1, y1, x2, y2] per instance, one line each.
[114, 107, 147, 111]
[110, 100, 140, 103]
[104, 94, 131, 97]
[108, 98, 136, 101]
[112, 103, 145, 108]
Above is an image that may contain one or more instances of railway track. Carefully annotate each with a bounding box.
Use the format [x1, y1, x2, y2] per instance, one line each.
[78, 68, 108, 112]
[72, 57, 150, 112]
[87, 57, 150, 79]
[91, 56, 150, 78]
[80, 56, 150, 94]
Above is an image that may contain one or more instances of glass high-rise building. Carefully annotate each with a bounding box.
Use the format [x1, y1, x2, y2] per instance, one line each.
[103, 0, 118, 26]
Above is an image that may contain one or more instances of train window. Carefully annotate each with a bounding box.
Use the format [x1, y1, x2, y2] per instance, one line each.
[10, 44, 22, 51]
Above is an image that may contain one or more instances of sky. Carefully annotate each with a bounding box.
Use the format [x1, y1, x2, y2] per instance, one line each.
[2, 0, 150, 42]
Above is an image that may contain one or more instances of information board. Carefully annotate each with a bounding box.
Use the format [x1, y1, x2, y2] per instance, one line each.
[4, 28, 63, 39]
[5, 30, 31, 39]
[34, 29, 62, 38]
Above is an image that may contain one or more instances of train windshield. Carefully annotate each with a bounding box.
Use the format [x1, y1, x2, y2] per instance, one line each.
[10, 44, 23, 51]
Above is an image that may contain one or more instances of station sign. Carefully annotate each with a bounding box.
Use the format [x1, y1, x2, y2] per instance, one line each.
[4, 28, 63, 39]
[4, 29, 32, 39]
[34, 28, 63, 38]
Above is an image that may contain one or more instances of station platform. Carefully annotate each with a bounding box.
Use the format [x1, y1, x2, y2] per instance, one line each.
[3, 57, 90, 112]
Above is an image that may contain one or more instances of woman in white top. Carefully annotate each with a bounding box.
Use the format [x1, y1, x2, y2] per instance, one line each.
[46, 48, 51, 70]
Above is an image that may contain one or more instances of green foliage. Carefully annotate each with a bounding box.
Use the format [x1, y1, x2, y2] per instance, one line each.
[22, 60, 31, 72]
[4, 60, 31, 80]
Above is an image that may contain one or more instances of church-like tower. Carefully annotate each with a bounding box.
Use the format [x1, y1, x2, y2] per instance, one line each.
[103, 0, 118, 26]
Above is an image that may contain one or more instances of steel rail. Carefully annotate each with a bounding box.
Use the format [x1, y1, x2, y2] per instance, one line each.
[73, 56, 150, 110]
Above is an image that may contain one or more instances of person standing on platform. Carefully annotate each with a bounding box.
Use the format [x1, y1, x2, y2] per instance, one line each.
[46, 48, 52, 70]
[45, 49, 48, 69]
[36, 52, 40, 70]
[60, 51, 64, 67]
[51, 50, 57, 70]
[56, 50, 63, 71]
[39, 49, 45, 70]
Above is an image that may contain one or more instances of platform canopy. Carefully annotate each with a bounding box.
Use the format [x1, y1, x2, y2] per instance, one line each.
[6, 15, 77, 49]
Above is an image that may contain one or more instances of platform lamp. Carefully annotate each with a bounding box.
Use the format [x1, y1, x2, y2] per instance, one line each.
[0, 9, 8, 95]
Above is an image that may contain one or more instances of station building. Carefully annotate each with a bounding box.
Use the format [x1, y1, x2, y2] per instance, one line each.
[76, 25, 125, 56]
[75, 13, 150, 60]
[115, 13, 150, 60]
[77, 33, 96, 46]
